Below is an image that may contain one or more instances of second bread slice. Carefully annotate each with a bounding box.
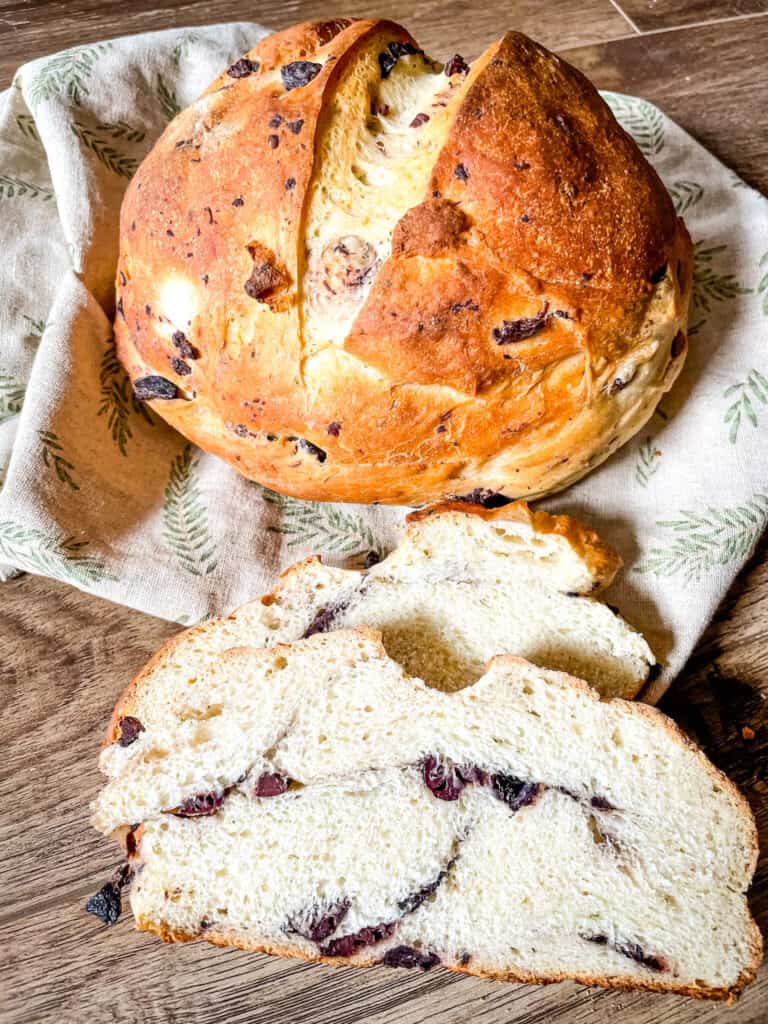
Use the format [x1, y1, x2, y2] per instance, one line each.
[117, 502, 655, 720]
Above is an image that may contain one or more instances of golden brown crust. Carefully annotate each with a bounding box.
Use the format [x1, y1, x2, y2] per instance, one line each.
[115, 21, 692, 505]
[103, 617, 211, 747]
[406, 499, 622, 591]
[135, 908, 761, 1002]
[390, 197, 470, 257]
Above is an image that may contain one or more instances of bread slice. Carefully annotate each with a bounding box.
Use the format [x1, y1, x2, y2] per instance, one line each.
[108, 503, 656, 739]
[90, 629, 761, 1001]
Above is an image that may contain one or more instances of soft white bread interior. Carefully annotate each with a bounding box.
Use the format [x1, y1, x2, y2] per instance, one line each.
[112, 502, 655, 716]
[91, 629, 761, 1001]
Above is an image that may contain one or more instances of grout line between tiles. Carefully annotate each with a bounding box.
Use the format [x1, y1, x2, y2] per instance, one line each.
[607, 0, 641, 34]
[560, 7, 768, 50]
[633, 8, 768, 36]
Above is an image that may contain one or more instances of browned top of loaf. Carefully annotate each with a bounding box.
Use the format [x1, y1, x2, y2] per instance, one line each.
[115, 19, 690, 504]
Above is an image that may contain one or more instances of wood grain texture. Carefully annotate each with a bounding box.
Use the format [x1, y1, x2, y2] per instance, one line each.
[1, 3, 767, 1023]
[563, 13, 768, 193]
[614, 0, 768, 32]
[0, 0, 630, 89]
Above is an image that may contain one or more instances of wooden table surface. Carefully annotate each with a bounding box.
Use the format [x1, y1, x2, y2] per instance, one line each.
[2, 2, 767, 1022]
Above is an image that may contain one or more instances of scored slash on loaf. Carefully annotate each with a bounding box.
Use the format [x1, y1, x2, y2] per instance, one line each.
[114, 19, 692, 505]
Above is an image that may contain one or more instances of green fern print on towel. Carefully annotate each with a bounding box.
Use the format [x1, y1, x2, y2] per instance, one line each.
[263, 489, 384, 561]
[692, 242, 751, 313]
[723, 370, 768, 444]
[27, 43, 112, 110]
[637, 495, 768, 581]
[687, 319, 705, 338]
[97, 120, 146, 144]
[0, 372, 25, 424]
[156, 76, 181, 120]
[15, 114, 40, 144]
[171, 32, 205, 66]
[70, 121, 139, 179]
[667, 180, 704, 215]
[635, 437, 662, 488]
[163, 444, 218, 576]
[0, 174, 53, 200]
[22, 315, 48, 338]
[97, 339, 154, 456]
[603, 94, 664, 157]
[758, 252, 768, 317]
[0, 521, 114, 585]
[39, 430, 79, 491]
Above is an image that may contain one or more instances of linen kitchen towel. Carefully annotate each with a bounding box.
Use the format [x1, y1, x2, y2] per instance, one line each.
[1, 23, 767, 702]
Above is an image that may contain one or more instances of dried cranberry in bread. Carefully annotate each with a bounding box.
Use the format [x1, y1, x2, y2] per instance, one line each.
[115, 20, 692, 505]
[90, 630, 760, 1001]
[102, 502, 656, 728]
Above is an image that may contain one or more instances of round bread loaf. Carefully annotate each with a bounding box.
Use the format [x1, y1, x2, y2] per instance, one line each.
[115, 19, 693, 505]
